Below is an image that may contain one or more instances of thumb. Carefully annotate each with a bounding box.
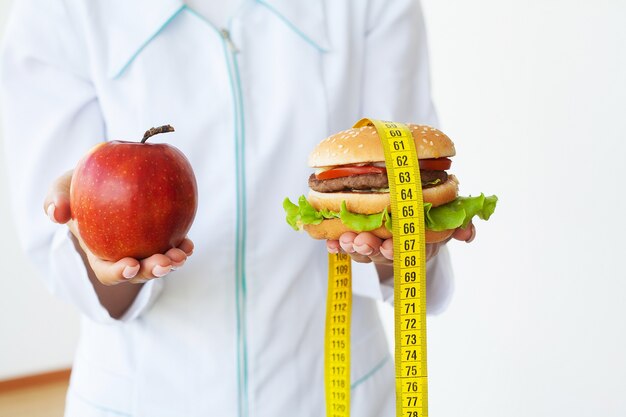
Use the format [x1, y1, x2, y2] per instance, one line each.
[43, 170, 74, 224]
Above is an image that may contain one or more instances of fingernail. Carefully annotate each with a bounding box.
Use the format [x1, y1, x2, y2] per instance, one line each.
[327, 247, 339, 254]
[380, 247, 393, 260]
[47, 203, 57, 223]
[122, 265, 140, 279]
[354, 244, 373, 256]
[467, 225, 476, 243]
[340, 243, 355, 253]
[171, 260, 185, 270]
[152, 265, 172, 278]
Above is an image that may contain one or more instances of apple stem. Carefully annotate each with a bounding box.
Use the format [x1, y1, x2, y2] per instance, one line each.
[142, 125, 175, 143]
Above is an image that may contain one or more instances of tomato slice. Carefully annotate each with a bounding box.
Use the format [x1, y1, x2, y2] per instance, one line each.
[316, 159, 451, 180]
[316, 166, 386, 180]
[419, 158, 451, 171]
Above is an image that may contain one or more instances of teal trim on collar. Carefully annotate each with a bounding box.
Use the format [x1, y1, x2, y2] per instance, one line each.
[184, 5, 219, 33]
[109, 0, 328, 79]
[111, 4, 186, 78]
[351, 355, 391, 390]
[256, 0, 330, 52]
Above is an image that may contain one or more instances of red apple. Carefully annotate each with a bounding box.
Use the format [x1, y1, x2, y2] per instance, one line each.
[70, 125, 198, 261]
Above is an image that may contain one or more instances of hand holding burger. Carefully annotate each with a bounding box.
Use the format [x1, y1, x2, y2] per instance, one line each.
[284, 123, 497, 263]
[326, 223, 476, 265]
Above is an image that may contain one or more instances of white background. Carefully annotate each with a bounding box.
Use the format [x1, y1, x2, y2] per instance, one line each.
[1, 1, 625, 416]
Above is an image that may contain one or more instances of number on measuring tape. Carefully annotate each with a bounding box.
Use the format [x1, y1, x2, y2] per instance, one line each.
[354, 118, 428, 417]
[324, 119, 428, 417]
[325, 253, 352, 417]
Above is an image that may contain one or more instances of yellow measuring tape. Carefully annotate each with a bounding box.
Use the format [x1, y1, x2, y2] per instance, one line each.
[324, 119, 428, 417]
[325, 252, 352, 417]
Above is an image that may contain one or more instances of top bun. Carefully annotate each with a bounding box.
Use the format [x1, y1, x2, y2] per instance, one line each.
[309, 124, 456, 167]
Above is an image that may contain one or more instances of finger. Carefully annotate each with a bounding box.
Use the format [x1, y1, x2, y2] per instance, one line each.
[43, 170, 73, 224]
[133, 254, 174, 281]
[352, 233, 392, 264]
[425, 243, 442, 261]
[326, 240, 341, 254]
[453, 223, 476, 243]
[367, 252, 393, 265]
[86, 254, 141, 286]
[468, 223, 476, 243]
[379, 238, 394, 261]
[164, 247, 188, 268]
[352, 232, 383, 257]
[348, 252, 372, 264]
[66, 219, 80, 238]
[177, 237, 194, 256]
[338, 232, 358, 254]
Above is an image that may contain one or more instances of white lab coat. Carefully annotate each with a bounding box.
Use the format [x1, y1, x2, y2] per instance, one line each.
[1, 0, 454, 416]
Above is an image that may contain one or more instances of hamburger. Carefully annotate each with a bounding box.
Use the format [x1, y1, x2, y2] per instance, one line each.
[284, 123, 497, 243]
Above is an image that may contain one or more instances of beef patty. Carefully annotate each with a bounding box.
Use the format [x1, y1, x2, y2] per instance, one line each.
[309, 170, 448, 193]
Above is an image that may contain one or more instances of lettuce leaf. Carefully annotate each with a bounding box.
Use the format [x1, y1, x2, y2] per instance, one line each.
[339, 201, 389, 232]
[283, 198, 301, 230]
[424, 194, 498, 231]
[283, 194, 497, 233]
[283, 196, 339, 230]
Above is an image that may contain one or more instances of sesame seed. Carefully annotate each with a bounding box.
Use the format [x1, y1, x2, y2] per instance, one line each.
[358, 144, 364, 148]
[338, 144, 344, 148]
[429, 141, 434, 145]
[343, 149, 349, 154]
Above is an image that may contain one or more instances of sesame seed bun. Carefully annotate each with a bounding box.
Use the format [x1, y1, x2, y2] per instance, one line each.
[308, 124, 456, 168]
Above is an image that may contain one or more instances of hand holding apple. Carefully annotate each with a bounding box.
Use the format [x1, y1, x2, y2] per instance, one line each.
[44, 124, 197, 285]
[70, 125, 198, 261]
[44, 170, 194, 286]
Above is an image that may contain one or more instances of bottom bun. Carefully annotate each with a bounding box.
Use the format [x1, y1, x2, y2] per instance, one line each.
[304, 219, 392, 240]
[424, 229, 455, 243]
[304, 218, 454, 243]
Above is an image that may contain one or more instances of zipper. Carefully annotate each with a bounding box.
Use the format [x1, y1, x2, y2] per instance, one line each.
[221, 29, 240, 53]
[184, 7, 250, 413]
[220, 28, 249, 417]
